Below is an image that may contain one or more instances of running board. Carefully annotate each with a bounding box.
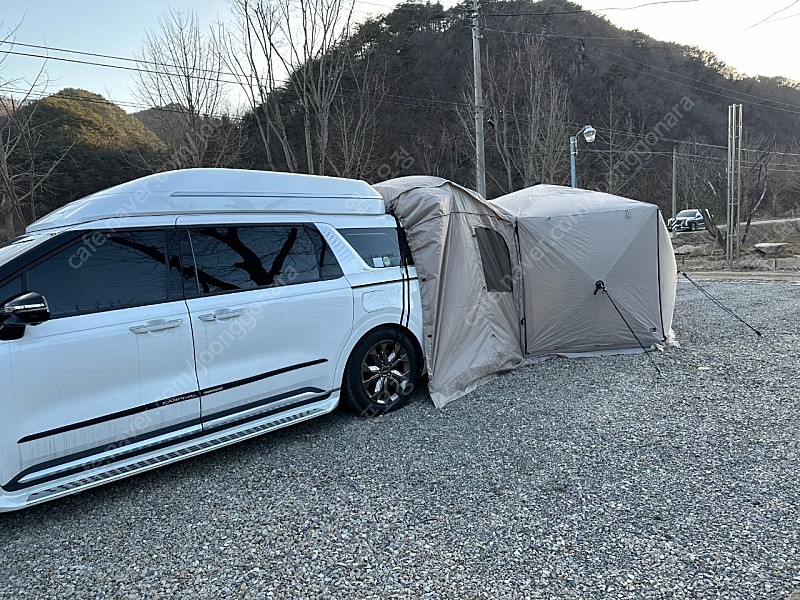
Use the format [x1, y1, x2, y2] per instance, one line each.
[25, 403, 330, 506]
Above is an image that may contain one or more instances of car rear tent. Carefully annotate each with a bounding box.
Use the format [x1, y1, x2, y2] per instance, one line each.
[375, 177, 677, 408]
[373, 177, 525, 408]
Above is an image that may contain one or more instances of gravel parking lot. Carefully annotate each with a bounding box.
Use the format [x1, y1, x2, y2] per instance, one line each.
[1, 280, 798, 599]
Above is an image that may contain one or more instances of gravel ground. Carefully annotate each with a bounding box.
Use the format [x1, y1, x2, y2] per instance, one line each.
[1, 281, 799, 599]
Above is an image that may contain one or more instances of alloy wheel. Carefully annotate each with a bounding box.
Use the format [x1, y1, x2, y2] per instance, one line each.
[359, 340, 412, 405]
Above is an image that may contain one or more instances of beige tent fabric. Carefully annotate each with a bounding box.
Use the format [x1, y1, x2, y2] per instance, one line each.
[489, 185, 677, 357]
[373, 177, 525, 408]
[373, 179, 677, 407]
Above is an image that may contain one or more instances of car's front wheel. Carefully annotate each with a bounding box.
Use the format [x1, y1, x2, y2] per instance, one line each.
[342, 327, 418, 416]
[689, 222, 697, 231]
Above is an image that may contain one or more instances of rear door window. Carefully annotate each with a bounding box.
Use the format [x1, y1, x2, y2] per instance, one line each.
[187, 225, 341, 295]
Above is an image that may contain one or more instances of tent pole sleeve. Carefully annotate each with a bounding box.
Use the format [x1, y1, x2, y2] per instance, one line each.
[513, 220, 528, 356]
[656, 209, 666, 341]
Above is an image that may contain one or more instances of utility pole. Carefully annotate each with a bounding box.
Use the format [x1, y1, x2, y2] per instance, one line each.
[671, 145, 677, 221]
[726, 104, 742, 267]
[470, 0, 486, 198]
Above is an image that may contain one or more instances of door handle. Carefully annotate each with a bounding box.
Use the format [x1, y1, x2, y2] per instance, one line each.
[198, 308, 246, 322]
[130, 319, 183, 334]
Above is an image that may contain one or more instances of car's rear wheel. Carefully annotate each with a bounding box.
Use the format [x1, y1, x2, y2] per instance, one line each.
[343, 327, 418, 416]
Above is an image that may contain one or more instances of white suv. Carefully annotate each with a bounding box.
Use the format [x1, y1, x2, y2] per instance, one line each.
[0, 168, 422, 512]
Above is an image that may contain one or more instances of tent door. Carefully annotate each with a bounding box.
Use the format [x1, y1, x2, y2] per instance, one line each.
[473, 225, 525, 356]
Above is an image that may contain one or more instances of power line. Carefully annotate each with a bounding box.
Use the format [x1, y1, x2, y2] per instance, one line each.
[3, 32, 800, 157]
[0, 39, 241, 79]
[483, 0, 701, 17]
[7, 15, 800, 120]
[743, 0, 800, 31]
[754, 9, 800, 26]
[352, 0, 401, 8]
[0, 43, 472, 111]
[594, 125, 800, 157]
[496, 141, 798, 167]
[481, 25, 800, 113]
[593, 51, 800, 116]
[0, 48, 239, 86]
[482, 26, 640, 41]
[591, 44, 800, 111]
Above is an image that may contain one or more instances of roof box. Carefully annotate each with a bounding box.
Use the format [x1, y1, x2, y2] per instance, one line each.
[27, 168, 385, 232]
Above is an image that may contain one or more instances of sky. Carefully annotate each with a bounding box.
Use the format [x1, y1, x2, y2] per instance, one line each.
[577, 0, 800, 82]
[1, 0, 799, 112]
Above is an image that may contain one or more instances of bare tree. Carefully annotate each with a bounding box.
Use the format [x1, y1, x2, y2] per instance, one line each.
[224, 0, 356, 175]
[482, 36, 572, 190]
[769, 144, 800, 217]
[0, 37, 72, 241]
[133, 8, 238, 169]
[326, 46, 387, 179]
[700, 207, 725, 249]
[680, 133, 785, 247]
[676, 132, 727, 216]
[407, 129, 464, 183]
[219, 0, 297, 172]
[673, 133, 728, 249]
[739, 134, 775, 244]
[597, 84, 644, 194]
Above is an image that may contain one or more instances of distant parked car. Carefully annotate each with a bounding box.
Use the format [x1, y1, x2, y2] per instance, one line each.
[668, 209, 705, 232]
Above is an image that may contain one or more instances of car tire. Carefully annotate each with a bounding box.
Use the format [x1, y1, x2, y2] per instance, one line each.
[689, 222, 696, 231]
[342, 327, 419, 416]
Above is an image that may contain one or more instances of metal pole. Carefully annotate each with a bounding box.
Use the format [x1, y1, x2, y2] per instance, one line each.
[736, 104, 742, 261]
[671, 145, 677, 219]
[726, 104, 733, 268]
[471, 0, 486, 198]
[570, 135, 577, 188]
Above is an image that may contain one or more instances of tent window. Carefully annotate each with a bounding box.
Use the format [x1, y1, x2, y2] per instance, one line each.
[475, 227, 513, 293]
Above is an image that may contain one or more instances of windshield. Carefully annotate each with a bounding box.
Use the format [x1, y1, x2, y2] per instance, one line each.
[676, 210, 697, 218]
[0, 235, 48, 267]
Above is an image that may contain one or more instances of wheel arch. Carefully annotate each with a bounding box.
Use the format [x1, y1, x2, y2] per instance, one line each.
[334, 322, 424, 394]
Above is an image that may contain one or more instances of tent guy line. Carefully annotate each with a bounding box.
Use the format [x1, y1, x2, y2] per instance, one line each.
[680, 272, 763, 336]
[594, 280, 663, 376]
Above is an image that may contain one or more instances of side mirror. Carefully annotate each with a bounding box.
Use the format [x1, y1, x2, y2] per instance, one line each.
[0, 292, 51, 340]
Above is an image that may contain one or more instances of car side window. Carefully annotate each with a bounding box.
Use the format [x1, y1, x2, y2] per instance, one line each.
[307, 225, 344, 280]
[25, 230, 169, 318]
[337, 227, 414, 268]
[188, 225, 339, 295]
[0, 276, 22, 304]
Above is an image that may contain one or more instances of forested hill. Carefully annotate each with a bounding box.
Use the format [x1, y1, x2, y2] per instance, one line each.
[4, 0, 800, 241]
[476, 0, 800, 145]
[1, 88, 163, 225]
[338, 0, 800, 200]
